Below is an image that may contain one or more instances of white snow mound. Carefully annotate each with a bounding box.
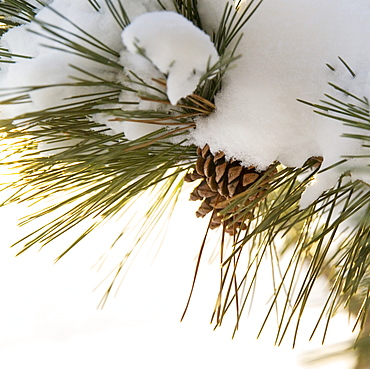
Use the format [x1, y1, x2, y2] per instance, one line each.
[121, 11, 220, 105]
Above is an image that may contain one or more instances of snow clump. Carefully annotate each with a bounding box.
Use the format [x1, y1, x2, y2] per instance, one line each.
[121, 11, 220, 105]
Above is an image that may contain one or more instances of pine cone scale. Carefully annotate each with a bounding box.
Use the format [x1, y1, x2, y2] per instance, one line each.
[215, 162, 227, 182]
[204, 156, 215, 177]
[206, 175, 218, 192]
[228, 166, 243, 183]
[243, 173, 259, 186]
[196, 157, 205, 176]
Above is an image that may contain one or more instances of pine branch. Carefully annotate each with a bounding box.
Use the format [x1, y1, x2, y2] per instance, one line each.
[2, 3, 370, 366]
[0, 0, 230, 303]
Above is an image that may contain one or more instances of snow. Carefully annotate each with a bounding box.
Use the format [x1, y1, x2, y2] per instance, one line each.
[121, 11, 220, 105]
[0, 0, 173, 142]
[0, 0, 123, 119]
[190, 0, 370, 202]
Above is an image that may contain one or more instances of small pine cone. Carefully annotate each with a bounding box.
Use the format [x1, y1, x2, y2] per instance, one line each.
[187, 144, 276, 235]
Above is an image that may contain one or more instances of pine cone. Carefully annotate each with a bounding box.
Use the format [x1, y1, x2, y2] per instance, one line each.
[185, 144, 276, 235]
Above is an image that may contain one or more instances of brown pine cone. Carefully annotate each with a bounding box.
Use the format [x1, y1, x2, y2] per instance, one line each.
[185, 144, 276, 236]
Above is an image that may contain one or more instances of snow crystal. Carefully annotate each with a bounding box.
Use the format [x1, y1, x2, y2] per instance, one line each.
[190, 0, 370, 204]
[121, 11, 220, 105]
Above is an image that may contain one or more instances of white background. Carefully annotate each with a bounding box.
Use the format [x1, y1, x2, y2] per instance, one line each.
[0, 190, 357, 369]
